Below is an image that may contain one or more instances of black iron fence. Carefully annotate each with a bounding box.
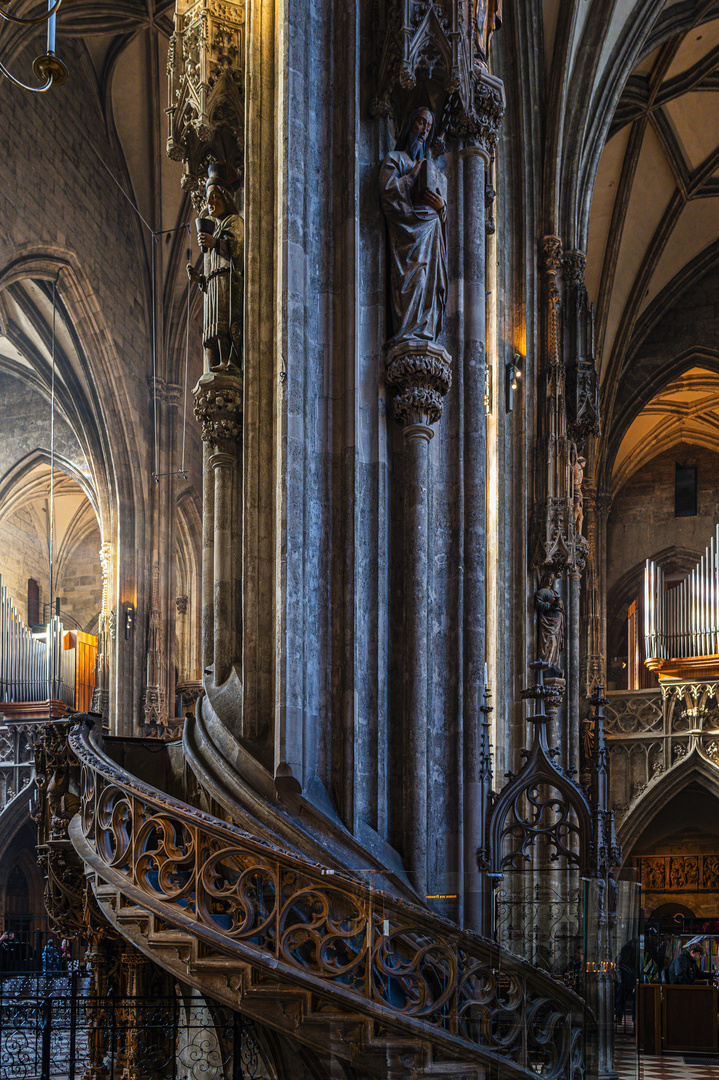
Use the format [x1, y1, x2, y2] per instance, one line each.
[0, 979, 264, 1080]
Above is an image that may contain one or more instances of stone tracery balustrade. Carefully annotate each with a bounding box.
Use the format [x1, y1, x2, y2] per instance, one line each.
[0, 719, 43, 812]
[605, 686, 719, 817]
[68, 718, 585, 1080]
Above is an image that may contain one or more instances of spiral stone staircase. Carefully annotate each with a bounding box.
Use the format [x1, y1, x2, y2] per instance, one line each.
[34, 708, 589, 1080]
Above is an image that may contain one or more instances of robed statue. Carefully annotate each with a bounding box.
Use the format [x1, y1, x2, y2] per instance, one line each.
[535, 571, 565, 673]
[379, 107, 448, 348]
[187, 161, 244, 371]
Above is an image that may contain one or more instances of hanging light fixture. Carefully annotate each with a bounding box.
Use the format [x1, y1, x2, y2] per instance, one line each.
[0, 0, 68, 92]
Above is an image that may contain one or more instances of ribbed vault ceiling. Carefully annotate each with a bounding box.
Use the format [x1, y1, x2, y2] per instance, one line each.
[587, 14, 719, 388]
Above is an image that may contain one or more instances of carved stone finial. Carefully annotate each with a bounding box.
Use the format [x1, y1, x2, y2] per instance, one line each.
[540, 235, 563, 276]
[193, 370, 243, 447]
[385, 340, 452, 431]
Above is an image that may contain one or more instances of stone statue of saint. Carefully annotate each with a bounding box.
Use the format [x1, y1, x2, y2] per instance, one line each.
[535, 571, 565, 673]
[187, 162, 244, 371]
[379, 106, 448, 348]
[474, 0, 503, 67]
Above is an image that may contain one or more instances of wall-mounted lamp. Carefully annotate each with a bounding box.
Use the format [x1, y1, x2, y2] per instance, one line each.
[506, 353, 522, 412]
[124, 604, 134, 640]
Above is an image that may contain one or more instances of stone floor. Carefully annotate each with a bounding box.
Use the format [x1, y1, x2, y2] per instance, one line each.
[615, 1025, 719, 1080]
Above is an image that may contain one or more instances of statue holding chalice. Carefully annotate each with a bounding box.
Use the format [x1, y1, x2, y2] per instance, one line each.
[187, 162, 244, 371]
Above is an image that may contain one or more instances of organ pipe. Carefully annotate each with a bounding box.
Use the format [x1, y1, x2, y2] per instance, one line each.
[0, 575, 74, 704]
[644, 524, 719, 661]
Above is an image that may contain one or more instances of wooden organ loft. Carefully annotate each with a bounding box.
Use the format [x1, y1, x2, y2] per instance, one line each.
[640, 523, 719, 684]
[0, 574, 96, 720]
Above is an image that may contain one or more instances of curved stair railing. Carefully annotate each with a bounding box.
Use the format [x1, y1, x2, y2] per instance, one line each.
[67, 717, 586, 1080]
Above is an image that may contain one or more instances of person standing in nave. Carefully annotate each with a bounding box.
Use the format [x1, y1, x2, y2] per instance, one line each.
[379, 107, 448, 348]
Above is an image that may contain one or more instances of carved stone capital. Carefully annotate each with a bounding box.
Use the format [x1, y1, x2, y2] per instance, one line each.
[596, 492, 613, 517]
[193, 370, 243, 446]
[166, 382, 183, 409]
[148, 375, 167, 404]
[540, 235, 563, 276]
[385, 340, 452, 428]
[176, 679, 202, 708]
[453, 70, 505, 157]
[176, 595, 189, 615]
[563, 250, 586, 284]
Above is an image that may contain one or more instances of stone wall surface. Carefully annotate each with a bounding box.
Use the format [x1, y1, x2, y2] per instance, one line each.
[57, 523, 102, 633]
[0, 505, 48, 625]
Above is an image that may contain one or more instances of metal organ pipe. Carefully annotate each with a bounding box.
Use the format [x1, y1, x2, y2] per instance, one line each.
[644, 524, 719, 661]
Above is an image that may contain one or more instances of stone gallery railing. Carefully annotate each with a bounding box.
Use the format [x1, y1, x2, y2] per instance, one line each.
[0, 718, 43, 813]
[605, 685, 719, 817]
[69, 718, 585, 1080]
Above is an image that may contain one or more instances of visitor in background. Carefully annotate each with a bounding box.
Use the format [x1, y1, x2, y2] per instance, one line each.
[616, 938, 637, 1022]
[668, 941, 707, 984]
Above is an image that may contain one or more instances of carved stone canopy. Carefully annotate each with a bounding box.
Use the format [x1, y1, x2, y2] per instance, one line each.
[370, 0, 504, 157]
[167, 0, 245, 211]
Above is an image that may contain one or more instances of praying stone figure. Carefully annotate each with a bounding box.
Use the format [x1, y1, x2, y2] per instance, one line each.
[187, 162, 244, 371]
[535, 571, 565, 673]
[379, 107, 448, 348]
[474, 0, 503, 67]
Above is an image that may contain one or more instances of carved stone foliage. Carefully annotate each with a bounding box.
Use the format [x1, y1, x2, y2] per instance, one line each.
[193, 370, 243, 447]
[167, 0, 245, 210]
[71, 715, 586, 1080]
[385, 340, 452, 427]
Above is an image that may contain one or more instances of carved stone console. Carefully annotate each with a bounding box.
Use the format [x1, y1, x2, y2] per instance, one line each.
[385, 339, 452, 432]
